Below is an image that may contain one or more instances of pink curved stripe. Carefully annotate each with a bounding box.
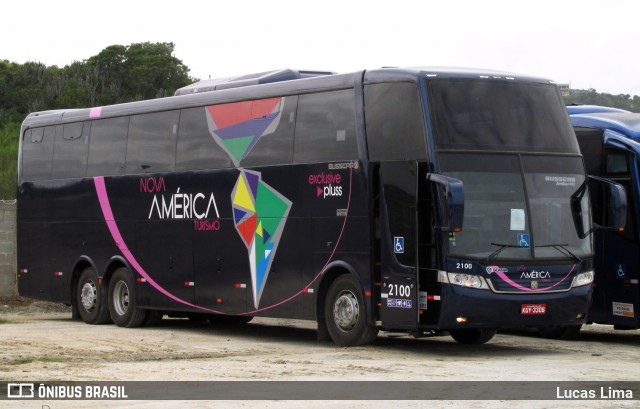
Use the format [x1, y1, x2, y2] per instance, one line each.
[94, 176, 222, 314]
[94, 166, 354, 315]
[494, 264, 576, 292]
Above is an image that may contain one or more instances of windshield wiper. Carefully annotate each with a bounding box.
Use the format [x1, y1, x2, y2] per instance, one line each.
[484, 242, 582, 264]
[537, 244, 582, 263]
[485, 243, 520, 264]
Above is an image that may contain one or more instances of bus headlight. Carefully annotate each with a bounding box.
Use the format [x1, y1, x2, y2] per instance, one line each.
[438, 271, 490, 290]
[573, 271, 594, 287]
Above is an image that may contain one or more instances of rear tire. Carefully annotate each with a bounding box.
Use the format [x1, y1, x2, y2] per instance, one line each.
[108, 268, 147, 328]
[76, 268, 110, 325]
[449, 328, 496, 344]
[324, 274, 378, 346]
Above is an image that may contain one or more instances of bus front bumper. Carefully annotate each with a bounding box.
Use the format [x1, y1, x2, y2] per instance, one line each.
[437, 284, 592, 329]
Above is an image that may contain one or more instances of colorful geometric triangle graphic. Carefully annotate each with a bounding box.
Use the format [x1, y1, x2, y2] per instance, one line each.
[231, 170, 292, 308]
[205, 97, 285, 166]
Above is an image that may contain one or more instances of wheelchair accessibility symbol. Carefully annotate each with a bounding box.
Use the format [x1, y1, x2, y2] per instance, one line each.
[394, 237, 404, 254]
[616, 264, 626, 278]
[517, 233, 530, 248]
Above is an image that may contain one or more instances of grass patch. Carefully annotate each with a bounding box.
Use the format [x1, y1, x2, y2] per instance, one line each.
[9, 357, 34, 365]
[38, 356, 71, 363]
[9, 356, 71, 365]
[0, 318, 11, 324]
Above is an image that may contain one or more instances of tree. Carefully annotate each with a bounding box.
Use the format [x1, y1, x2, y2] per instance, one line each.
[0, 42, 197, 198]
[120, 42, 193, 100]
[564, 89, 640, 113]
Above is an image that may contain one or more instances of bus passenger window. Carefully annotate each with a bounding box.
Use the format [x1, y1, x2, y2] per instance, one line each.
[293, 90, 357, 163]
[87, 117, 129, 177]
[364, 82, 427, 161]
[126, 111, 179, 174]
[176, 107, 232, 171]
[241, 96, 297, 167]
[52, 122, 90, 179]
[22, 126, 54, 181]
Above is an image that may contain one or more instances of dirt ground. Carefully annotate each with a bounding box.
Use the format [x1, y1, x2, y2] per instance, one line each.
[1, 299, 639, 409]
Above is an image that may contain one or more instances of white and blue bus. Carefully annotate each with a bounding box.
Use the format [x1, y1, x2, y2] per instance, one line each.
[16, 68, 625, 346]
[569, 105, 639, 334]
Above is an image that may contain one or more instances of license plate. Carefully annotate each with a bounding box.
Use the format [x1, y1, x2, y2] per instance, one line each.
[521, 304, 546, 315]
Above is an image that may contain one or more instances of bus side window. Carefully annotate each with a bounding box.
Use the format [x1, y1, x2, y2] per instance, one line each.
[87, 117, 129, 177]
[176, 107, 232, 171]
[126, 111, 179, 174]
[364, 82, 427, 161]
[574, 128, 603, 177]
[241, 96, 297, 167]
[52, 122, 90, 179]
[22, 126, 54, 181]
[293, 90, 357, 163]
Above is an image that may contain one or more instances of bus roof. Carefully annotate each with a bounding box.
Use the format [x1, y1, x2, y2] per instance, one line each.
[22, 67, 558, 129]
[570, 110, 640, 139]
[174, 69, 337, 95]
[566, 105, 630, 115]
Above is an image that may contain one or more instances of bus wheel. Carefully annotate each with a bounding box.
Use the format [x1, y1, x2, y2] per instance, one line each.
[76, 268, 110, 325]
[538, 325, 582, 339]
[325, 275, 378, 346]
[449, 328, 496, 344]
[108, 268, 147, 328]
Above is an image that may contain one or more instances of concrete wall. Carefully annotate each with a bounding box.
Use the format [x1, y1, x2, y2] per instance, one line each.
[0, 201, 17, 299]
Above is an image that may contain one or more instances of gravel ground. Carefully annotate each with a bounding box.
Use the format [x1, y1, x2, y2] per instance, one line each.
[1, 299, 639, 409]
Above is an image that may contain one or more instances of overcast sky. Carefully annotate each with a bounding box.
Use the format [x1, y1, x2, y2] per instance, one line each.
[2, 0, 638, 96]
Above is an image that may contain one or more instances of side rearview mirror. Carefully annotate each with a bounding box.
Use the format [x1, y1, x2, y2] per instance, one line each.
[571, 175, 627, 239]
[426, 173, 464, 232]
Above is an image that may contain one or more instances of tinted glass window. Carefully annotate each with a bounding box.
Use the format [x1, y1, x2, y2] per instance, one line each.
[87, 117, 129, 177]
[294, 90, 357, 163]
[22, 126, 55, 181]
[606, 152, 628, 174]
[365, 82, 427, 160]
[241, 96, 297, 167]
[575, 127, 604, 176]
[52, 121, 90, 179]
[126, 111, 179, 174]
[176, 107, 232, 171]
[429, 80, 578, 153]
[440, 153, 591, 259]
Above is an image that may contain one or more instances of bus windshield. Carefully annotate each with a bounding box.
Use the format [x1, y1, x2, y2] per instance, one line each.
[429, 79, 579, 153]
[429, 78, 591, 261]
[440, 153, 592, 260]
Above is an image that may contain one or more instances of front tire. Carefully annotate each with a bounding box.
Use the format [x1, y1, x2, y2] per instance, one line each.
[76, 268, 110, 325]
[449, 328, 496, 344]
[324, 275, 378, 346]
[108, 268, 147, 328]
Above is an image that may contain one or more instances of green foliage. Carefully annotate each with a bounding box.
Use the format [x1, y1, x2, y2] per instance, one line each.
[0, 121, 19, 199]
[564, 89, 640, 113]
[0, 42, 197, 199]
[8, 355, 71, 365]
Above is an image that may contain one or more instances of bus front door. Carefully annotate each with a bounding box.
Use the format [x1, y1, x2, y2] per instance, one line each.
[592, 148, 640, 328]
[378, 162, 419, 330]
